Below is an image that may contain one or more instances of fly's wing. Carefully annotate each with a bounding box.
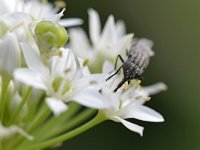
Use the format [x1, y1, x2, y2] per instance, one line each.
[135, 38, 155, 56]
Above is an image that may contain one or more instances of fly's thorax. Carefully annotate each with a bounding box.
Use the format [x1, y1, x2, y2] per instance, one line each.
[122, 60, 143, 80]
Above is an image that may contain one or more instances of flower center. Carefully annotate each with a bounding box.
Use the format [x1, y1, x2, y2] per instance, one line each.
[52, 77, 71, 96]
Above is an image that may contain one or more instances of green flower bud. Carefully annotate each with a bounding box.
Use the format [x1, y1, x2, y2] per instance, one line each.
[35, 21, 68, 52]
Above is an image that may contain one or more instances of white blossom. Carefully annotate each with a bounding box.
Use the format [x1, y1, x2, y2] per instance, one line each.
[69, 8, 133, 72]
[99, 61, 166, 136]
[14, 43, 109, 116]
[0, 0, 82, 27]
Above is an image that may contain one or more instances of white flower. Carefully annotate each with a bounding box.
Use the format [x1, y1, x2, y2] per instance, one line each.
[69, 8, 133, 72]
[99, 61, 166, 136]
[1, 12, 33, 43]
[0, 33, 21, 76]
[0, 123, 33, 141]
[0, 0, 83, 27]
[0, 1, 82, 58]
[14, 43, 109, 116]
[0, 0, 83, 77]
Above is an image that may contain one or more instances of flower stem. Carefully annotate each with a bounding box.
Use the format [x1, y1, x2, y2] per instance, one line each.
[8, 87, 32, 126]
[35, 108, 96, 142]
[32, 103, 81, 141]
[0, 142, 2, 150]
[21, 111, 106, 150]
[26, 102, 51, 133]
[19, 108, 96, 148]
[0, 77, 9, 122]
[10, 102, 51, 149]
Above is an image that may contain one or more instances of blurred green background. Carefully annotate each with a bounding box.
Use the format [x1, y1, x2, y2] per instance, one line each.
[57, 0, 200, 149]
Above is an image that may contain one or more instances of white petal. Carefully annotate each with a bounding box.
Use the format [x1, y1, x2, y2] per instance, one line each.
[59, 18, 83, 27]
[46, 98, 68, 116]
[112, 116, 144, 136]
[120, 104, 164, 122]
[116, 20, 126, 36]
[23, 0, 57, 19]
[71, 89, 109, 109]
[101, 87, 120, 110]
[0, 0, 20, 14]
[112, 34, 133, 56]
[69, 28, 91, 58]
[98, 15, 116, 49]
[20, 43, 49, 75]
[102, 61, 114, 73]
[14, 69, 48, 91]
[88, 8, 101, 45]
[0, 33, 20, 75]
[46, 9, 64, 23]
[142, 82, 167, 96]
[51, 48, 76, 79]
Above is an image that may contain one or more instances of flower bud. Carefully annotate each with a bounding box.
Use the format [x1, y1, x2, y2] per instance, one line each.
[35, 20, 68, 52]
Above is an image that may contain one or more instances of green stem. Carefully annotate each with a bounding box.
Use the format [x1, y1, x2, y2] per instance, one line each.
[24, 93, 45, 124]
[20, 109, 96, 148]
[26, 103, 51, 133]
[0, 142, 2, 150]
[21, 111, 106, 150]
[0, 78, 9, 122]
[10, 103, 51, 149]
[8, 87, 32, 125]
[35, 109, 95, 142]
[32, 103, 81, 141]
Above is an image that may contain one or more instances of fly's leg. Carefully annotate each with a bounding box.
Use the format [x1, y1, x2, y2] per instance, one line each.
[106, 65, 123, 81]
[114, 79, 126, 92]
[114, 55, 124, 69]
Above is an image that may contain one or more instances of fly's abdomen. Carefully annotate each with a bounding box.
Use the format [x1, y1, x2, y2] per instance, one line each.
[128, 38, 154, 71]
[130, 51, 150, 71]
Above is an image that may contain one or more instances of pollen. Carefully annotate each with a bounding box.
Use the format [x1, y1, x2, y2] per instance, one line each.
[54, 0, 67, 8]
[123, 82, 129, 90]
[83, 59, 89, 66]
[90, 80, 97, 85]
[138, 80, 142, 84]
[64, 68, 71, 73]
[135, 96, 142, 100]
[144, 96, 151, 101]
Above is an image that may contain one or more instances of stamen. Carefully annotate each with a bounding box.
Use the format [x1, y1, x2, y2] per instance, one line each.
[90, 80, 97, 85]
[137, 80, 141, 84]
[41, 0, 48, 3]
[83, 59, 89, 67]
[55, 0, 67, 8]
[135, 96, 142, 100]
[43, 50, 63, 59]
[144, 96, 151, 101]
[64, 68, 71, 73]
[123, 81, 129, 90]
[59, 8, 66, 18]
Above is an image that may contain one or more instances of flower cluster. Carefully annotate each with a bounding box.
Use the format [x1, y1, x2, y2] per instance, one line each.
[0, 1, 167, 150]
